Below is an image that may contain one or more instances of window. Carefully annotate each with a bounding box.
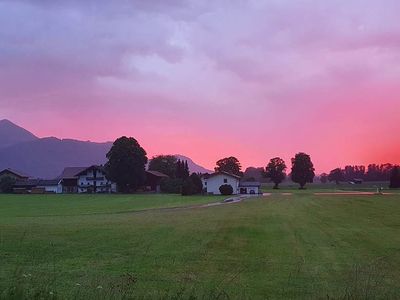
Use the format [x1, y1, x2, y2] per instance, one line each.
[205, 182, 207, 186]
[224, 178, 228, 183]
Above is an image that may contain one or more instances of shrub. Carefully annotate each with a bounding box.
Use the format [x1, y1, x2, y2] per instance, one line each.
[181, 178, 196, 196]
[190, 173, 203, 194]
[219, 184, 233, 195]
[160, 178, 183, 194]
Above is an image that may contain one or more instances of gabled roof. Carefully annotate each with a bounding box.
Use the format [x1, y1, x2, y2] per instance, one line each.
[57, 167, 88, 179]
[75, 165, 105, 176]
[146, 170, 169, 178]
[202, 171, 241, 180]
[0, 168, 30, 178]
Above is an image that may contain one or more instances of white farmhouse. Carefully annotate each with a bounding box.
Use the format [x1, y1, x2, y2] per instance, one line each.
[75, 166, 117, 193]
[201, 171, 241, 195]
[59, 166, 117, 193]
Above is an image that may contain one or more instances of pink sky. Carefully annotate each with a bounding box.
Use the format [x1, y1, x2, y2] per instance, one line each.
[1, 0, 399, 172]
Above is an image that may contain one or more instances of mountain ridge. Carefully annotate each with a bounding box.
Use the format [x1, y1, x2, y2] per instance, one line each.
[0, 119, 38, 148]
[0, 120, 212, 178]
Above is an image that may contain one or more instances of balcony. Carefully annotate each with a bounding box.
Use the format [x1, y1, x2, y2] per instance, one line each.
[85, 177, 105, 181]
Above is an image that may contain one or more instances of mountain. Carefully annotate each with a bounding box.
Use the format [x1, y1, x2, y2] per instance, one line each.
[0, 119, 38, 148]
[175, 154, 213, 174]
[0, 120, 212, 178]
[0, 137, 112, 179]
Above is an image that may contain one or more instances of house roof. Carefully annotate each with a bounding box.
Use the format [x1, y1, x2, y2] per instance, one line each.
[0, 168, 30, 178]
[239, 181, 261, 187]
[75, 165, 105, 176]
[146, 170, 169, 178]
[57, 167, 88, 179]
[202, 171, 241, 180]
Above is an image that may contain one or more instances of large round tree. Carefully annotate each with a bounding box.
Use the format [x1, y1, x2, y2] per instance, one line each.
[215, 156, 242, 177]
[105, 136, 148, 193]
[148, 155, 177, 178]
[291, 152, 315, 189]
[265, 157, 287, 189]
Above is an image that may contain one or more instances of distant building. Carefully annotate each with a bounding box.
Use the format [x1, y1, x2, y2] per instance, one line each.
[239, 181, 262, 195]
[145, 170, 169, 192]
[58, 166, 117, 193]
[7, 166, 170, 194]
[13, 179, 59, 194]
[201, 171, 241, 195]
[0, 168, 30, 181]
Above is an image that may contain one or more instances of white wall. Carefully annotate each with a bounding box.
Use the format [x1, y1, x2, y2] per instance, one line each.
[240, 186, 260, 194]
[203, 174, 239, 195]
[42, 185, 58, 194]
[77, 169, 113, 193]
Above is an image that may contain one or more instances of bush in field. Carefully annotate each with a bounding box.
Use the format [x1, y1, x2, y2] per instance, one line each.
[160, 178, 183, 194]
[181, 174, 204, 196]
[0, 176, 16, 193]
[219, 184, 233, 195]
[181, 178, 196, 196]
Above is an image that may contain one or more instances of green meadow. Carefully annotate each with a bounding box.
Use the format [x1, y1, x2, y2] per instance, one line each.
[1, 190, 400, 299]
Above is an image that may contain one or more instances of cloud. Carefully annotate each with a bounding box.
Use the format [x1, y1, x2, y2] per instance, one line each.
[0, 0, 399, 171]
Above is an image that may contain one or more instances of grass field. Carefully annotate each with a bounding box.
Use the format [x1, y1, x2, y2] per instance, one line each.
[1, 189, 400, 299]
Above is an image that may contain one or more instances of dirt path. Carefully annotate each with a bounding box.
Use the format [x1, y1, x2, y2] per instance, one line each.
[125, 194, 259, 215]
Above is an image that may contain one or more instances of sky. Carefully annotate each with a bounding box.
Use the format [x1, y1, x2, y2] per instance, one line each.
[0, 0, 399, 172]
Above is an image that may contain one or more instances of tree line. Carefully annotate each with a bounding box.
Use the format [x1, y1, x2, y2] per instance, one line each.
[2, 135, 398, 193]
[321, 163, 400, 186]
[86, 136, 400, 193]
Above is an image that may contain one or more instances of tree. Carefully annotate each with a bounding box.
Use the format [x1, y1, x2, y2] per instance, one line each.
[0, 176, 16, 193]
[265, 157, 287, 189]
[219, 184, 233, 195]
[328, 168, 345, 184]
[389, 166, 400, 188]
[190, 173, 203, 194]
[343, 165, 365, 181]
[184, 161, 189, 178]
[243, 167, 266, 182]
[215, 157, 242, 177]
[160, 178, 183, 194]
[148, 155, 177, 178]
[320, 173, 328, 184]
[105, 136, 148, 193]
[181, 178, 196, 196]
[176, 159, 189, 179]
[291, 152, 315, 189]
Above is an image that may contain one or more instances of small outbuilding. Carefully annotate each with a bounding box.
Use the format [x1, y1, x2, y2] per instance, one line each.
[145, 170, 169, 192]
[239, 181, 262, 195]
[13, 179, 60, 194]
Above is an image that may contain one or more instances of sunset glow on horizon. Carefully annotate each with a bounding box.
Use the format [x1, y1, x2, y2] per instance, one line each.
[1, 0, 399, 172]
